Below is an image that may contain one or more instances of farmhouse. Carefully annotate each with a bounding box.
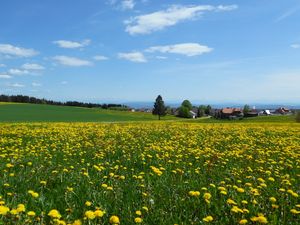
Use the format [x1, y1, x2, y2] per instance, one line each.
[276, 107, 291, 115]
[220, 107, 243, 119]
[189, 111, 197, 119]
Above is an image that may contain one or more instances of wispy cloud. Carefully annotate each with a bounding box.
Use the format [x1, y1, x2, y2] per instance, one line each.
[93, 55, 109, 61]
[108, 0, 136, 10]
[275, 6, 300, 22]
[32, 82, 42, 87]
[146, 43, 213, 56]
[118, 51, 147, 63]
[8, 68, 29, 75]
[8, 83, 25, 88]
[121, 0, 135, 10]
[0, 64, 6, 67]
[291, 44, 300, 49]
[53, 55, 93, 66]
[0, 74, 12, 79]
[0, 44, 38, 57]
[124, 4, 238, 35]
[53, 39, 91, 49]
[22, 63, 45, 70]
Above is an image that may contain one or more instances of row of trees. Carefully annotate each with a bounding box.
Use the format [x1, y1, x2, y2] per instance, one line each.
[0, 94, 126, 109]
[152, 95, 212, 119]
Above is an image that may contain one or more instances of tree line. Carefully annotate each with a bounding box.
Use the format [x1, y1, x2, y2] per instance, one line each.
[152, 95, 212, 119]
[0, 94, 127, 109]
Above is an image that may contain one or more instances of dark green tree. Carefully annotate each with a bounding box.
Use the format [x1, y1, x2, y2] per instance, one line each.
[205, 105, 212, 115]
[243, 104, 250, 114]
[178, 106, 192, 118]
[177, 100, 193, 118]
[181, 100, 192, 110]
[152, 95, 166, 120]
[197, 105, 206, 117]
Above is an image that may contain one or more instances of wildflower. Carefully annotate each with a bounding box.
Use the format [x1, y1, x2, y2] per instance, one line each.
[203, 216, 213, 222]
[85, 210, 95, 220]
[72, 220, 82, 225]
[231, 206, 243, 213]
[142, 206, 148, 212]
[136, 210, 142, 216]
[48, 209, 62, 219]
[237, 188, 245, 193]
[109, 215, 120, 224]
[239, 219, 248, 224]
[0, 206, 9, 215]
[85, 201, 92, 206]
[203, 193, 212, 203]
[17, 204, 25, 212]
[10, 209, 18, 215]
[269, 197, 276, 203]
[290, 209, 300, 214]
[94, 209, 105, 217]
[251, 214, 268, 224]
[134, 217, 143, 223]
[227, 199, 237, 205]
[27, 211, 36, 216]
[188, 191, 200, 197]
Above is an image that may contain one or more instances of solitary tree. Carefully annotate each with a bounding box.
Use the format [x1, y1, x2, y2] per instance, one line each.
[152, 95, 166, 120]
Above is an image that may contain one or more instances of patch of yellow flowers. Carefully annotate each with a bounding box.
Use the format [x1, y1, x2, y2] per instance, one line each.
[0, 122, 299, 224]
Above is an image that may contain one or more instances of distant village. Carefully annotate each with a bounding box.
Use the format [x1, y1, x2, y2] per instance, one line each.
[131, 105, 294, 120]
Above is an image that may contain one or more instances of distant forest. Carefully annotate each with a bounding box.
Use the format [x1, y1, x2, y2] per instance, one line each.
[0, 94, 128, 109]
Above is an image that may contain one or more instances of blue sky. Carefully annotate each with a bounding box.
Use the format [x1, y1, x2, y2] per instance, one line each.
[0, 0, 300, 104]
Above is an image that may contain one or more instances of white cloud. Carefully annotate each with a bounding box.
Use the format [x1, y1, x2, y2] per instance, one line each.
[32, 82, 42, 87]
[93, 55, 109, 61]
[291, 44, 300, 49]
[108, 0, 136, 10]
[0, 74, 12, 79]
[156, 56, 168, 60]
[53, 55, 93, 66]
[61, 81, 68, 85]
[125, 4, 238, 35]
[8, 83, 25, 88]
[22, 63, 45, 70]
[121, 0, 135, 10]
[118, 51, 147, 63]
[0, 64, 6, 67]
[0, 44, 38, 57]
[8, 68, 29, 75]
[53, 39, 91, 49]
[146, 43, 213, 56]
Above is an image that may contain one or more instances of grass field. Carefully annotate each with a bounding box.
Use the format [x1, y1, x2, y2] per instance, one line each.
[0, 103, 177, 122]
[0, 122, 299, 224]
[0, 102, 296, 123]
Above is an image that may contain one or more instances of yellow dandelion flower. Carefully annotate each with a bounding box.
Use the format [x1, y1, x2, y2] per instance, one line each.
[203, 216, 213, 222]
[48, 209, 62, 219]
[27, 211, 36, 216]
[134, 217, 143, 223]
[85, 210, 95, 220]
[239, 219, 248, 224]
[109, 215, 120, 224]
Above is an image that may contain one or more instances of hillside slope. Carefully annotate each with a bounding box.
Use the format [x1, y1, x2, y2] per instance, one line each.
[0, 103, 168, 122]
